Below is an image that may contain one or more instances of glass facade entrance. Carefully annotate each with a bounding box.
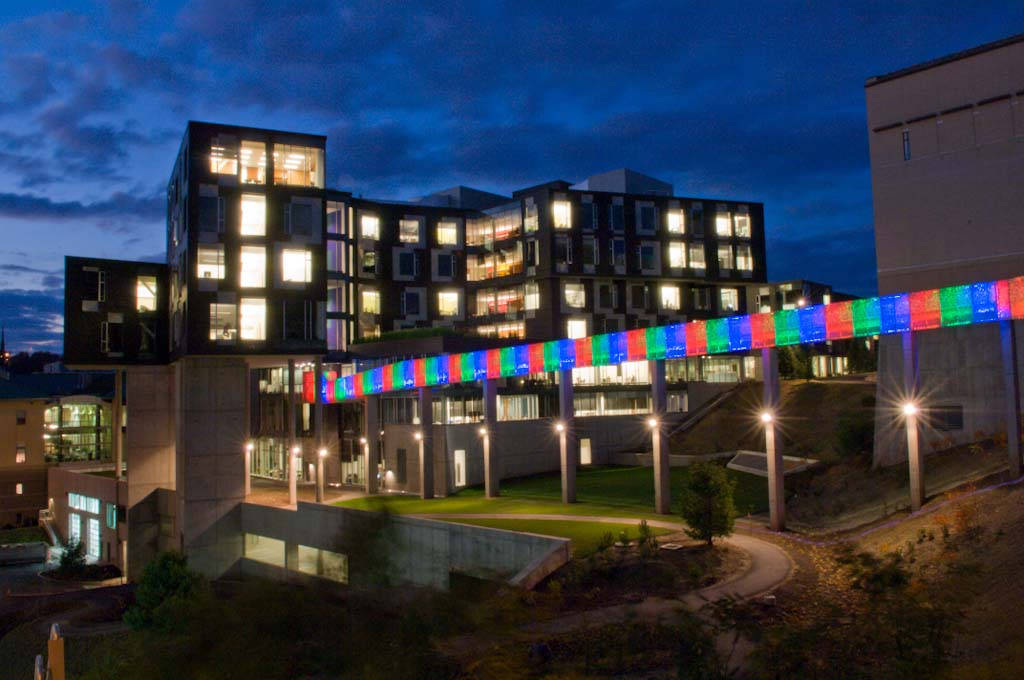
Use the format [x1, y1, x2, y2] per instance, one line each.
[250, 438, 307, 481]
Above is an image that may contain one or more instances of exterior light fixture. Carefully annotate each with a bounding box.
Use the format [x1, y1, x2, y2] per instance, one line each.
[760, 411, 773, 424]
[379, 430, 385, 437]
[318, 447, 328, 458]
[647, 417, 658, 429]
[478, 426, 487, 436]
[414, 431, 422, 441]
[555, 422, 565, 433]
[291, 446, 300, 455]
[797, 297, 807, 307]
[902, 402, 919, 416]
[359, 436, 367, 445]
[246, 442, 255, 452]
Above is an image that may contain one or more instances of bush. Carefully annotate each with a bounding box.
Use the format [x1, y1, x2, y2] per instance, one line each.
[679, 463, 736, 547]
[124, 551, 205, 631]
[58, 540, 86, 577]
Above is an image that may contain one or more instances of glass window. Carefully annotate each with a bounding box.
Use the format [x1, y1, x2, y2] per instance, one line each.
[524, 203, 538, 232]
[718, 245, 734, 270]
[239, 298, 266, 340]
[736, 244, 753, 271]
[209, 303, 237, 341]
[691, 202, 704, 236]
[555, 236, 571, 265]
[210, 141, 237, 175]
[88, 518, 100, 559]
[69, 512, 81, 544]
[436, 221, 458, 246]
[567, 319, 587, 339]
[525, 282, 540, 310]
[610, 203, 624, 232]
[282, 249, 312, 283]
[638, 205, 656, 233]
[399, 219, 420, 243]
[689, 243, 706, 270]
[720, 288, 739, 313]
[360, 215, 379, 240]
[552, 200, 571, 229]
[692, 287, 711, 310]
[136, 276, 157, 312]
[240, 194, 266, 235]
[402, 290, 421, 316]
[105, 503, 117, 529]
[436, 253, 454, 278]
[326, 240, 342, 272]
[564, 283, 586, 308]
[734, 211, 751, 238]
[15, 446, 26, 464]
[639, 243, 656, 270]
[667, 209, 685, 234]
[272, 144, 324, 188]
[327, 203, 344, 234]
[582, 236, 597, 266]
[398, 251, 417, 277]
[715, 210, 732, 237]
[580, 201, 596, 230]
[240, 246, 266, 287]
[361, 290, 380, 314]
[198, 195, 224, 233]
[287, 203, 314, 236]
[361, 250, 377, 275]
[598, 282, 616, 308]
[239, 140, 266, 184]
[197, 244, 225, 280]
[668, 242, 686, 268]
[660, 285, 681, 310]
[611, 238, 626, 266]
[437, 291, 459, 316]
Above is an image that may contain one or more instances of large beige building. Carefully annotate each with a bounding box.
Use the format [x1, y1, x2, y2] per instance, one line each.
[866, 33, 1024, 465]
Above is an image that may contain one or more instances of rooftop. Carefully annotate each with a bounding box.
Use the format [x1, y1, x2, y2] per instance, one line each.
[866, 32, 1024, 87]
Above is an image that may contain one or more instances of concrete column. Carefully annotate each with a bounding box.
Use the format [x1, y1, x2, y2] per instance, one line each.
[650, 359, 670, 514]
[762, 348, 785, 531]
[113, 369, 123, 480]
[482, 377, 499, 498]
[314, 358, 324, 503]
[244, 364, 251, 497]
[287, 359, 297, 506]
[363, 395, 379, 494]
[903, 331, 924, 511]
[1000, 321, 1022, 478]
[417, 387, 434, 499]
[558, 369, 577, 504]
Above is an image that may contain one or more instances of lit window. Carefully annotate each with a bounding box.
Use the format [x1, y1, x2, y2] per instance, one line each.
[361, 290, 380, 314]
[15, 446, 26, 464]
[361, 250, 377, 274]
[524, 203, 539, 232]
[524, 282, 540, 310]
[436, 221, 458, 246]
[240, 246, 266, 287]
[136, 276, 157, 312]
[282, 249, 312, 283]
[564, 283, 586, 309]
[239, 140, 266, 184]
[15, 483, 22, 495]
[239, 298, 266, 340]
[437, 291, 460, 316]
[106, 503, 117, 529]
[399, 219, 420, 243]
[660, 285, 681, 310]
[689, 243, 706, 270]
[715, 211, 732, 237]
[718, 245, 735, 270]
[734, 211, 751, 238]
[668, 242, 686, 268]
[667, 209, 685, 234]
[210, 142, 237, 175]
[567, 319, 587, 339]
[272, 144, 324, 188]
[240, 194, 266, 235]
[553, 200, 571, 229]
[736, 245, 753, 271]
[720, 288, 739, 313]
[197, 244, 225, 280]
[360, 215, 379, 240]
[209, 303, 237, 341]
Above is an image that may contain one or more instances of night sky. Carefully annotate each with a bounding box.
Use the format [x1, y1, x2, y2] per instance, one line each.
[0, 1, 1020, 352]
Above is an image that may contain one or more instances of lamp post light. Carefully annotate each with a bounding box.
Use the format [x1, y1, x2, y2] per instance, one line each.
[760, 410, 784, 531]
[316, 447, 327, 503]
[289, 445, 300, 506]
[902, 400, 924, 510]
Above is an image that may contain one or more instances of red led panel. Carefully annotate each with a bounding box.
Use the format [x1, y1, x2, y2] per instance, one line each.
[1010, 276, 1024, 320]
[528, 342, 546, 373]
[909, 289, 941, 330]
[353, 374, 364, 397]
[626, 328, 647, 361]
[381, 364, 394, 393]
[825, 300, 853, 340]
[575, 337, 593, 368]
[486, 348, 502, 379]
[749, 313, 775, 349]
[413, 358, 426, 386]
[685, 320, 707, 356]
[302, 370, 315, 403]
[447, 354, 461, 384]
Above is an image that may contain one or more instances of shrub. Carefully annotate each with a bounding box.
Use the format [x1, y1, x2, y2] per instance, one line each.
[596, 531, 615, 553]
[58, 540, 86, 577]
[679, 462, 737, 547]
[124, 551, 205, 631]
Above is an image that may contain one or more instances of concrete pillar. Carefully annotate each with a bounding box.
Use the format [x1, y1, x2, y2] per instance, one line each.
[363, 395, 379, 494]
[762, 348, 785, 531]
[244, 364, 251, 497]
[903, 331, 924, 511]
[482, 377, 499, 498]
[1000, 321, 1022, 478]
[558, 369, 577, 504]
[287, 359, 297, 506]
[113, 369, 124, 480]
[314, 358, 324, 503]
[417, 387, 434, 499]
[650, 359, 670, 514]
[244, 443, 252, 497]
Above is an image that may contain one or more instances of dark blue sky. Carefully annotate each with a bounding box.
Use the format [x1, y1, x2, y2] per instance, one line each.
[1, 1, 1020, 352]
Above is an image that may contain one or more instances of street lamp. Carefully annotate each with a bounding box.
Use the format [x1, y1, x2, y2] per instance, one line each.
[478, 426, 487, 436]
[554, 421, 565, 433]
[414, 431, 422, 441]
[902, 401, 918, 416]
[760, 411, 773, 424]
[646, 417, 658, 429]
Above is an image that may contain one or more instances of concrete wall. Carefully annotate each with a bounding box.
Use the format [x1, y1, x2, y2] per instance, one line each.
[47, 466, 127, 569]
[126, 487, 177, 581]
[125, 365, 177, 507]
[238, 501, 569, 590]
[873, 322, 1024, 466]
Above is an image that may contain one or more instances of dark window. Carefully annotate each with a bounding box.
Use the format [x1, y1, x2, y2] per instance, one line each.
[610, 203, 624, 232]
[289, 203, 313, 236]
[396, 448, 408, 485]
[15, 410, 26, 426]
[525, 240, 537, 266]
[691, 203, 704, 237]
[437, 253, 454, 278]
[631, 284, 648, 310]
[581, 203, 596, 230]
[599, 284, 614, 309]
[691, 287, 711, 311]
[555, 236, 572, 264]
[603, 317, 621, 332]
[402, 291, 421, 316]
[398, 251, 417, 277]
[639, 205, 655, 232]
[610, 239, 625, 267]
[198, 196, 223, 233]
[932, 404, 963, 431]
[902, 130, 911, 161]
[583, 237, 596, 266]
[284, 301, 304, 340]
[638, 244, 655, 270]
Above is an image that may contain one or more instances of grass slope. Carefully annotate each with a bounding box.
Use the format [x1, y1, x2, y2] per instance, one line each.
[446, 518, 672, 556]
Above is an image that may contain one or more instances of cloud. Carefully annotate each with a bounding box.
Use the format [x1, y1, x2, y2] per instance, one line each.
[0, 191, 162, 224]
[0, 288, 64, 352]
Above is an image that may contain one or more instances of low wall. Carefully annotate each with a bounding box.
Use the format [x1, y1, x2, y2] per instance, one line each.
[239, 501, 569, 590]
[608, 451, 735, 467]
[0, 541, 47, 565]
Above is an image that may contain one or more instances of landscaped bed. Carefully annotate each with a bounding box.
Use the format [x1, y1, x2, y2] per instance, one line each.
[0, 526, 47, 544]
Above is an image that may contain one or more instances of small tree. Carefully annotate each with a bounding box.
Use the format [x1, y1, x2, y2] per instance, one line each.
[125, 551, 204, 630]
[679, 462, 736, 547]
[58, 539, 86, 577]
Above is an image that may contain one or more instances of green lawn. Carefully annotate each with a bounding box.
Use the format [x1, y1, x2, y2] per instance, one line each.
[0, 525, 47, 544]
[337, 464, 768, 518]
[448, 518, 673, 557]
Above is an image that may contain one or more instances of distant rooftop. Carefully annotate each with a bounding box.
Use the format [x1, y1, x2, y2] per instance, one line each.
[571, 168, 673, 196]
[866, 32, 1024, 87]
[415, 185, 511, 210]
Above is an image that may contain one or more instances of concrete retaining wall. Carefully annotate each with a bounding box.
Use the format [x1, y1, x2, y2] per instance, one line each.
[608, 451, 735, 467]
[0, 541, 47, 565]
